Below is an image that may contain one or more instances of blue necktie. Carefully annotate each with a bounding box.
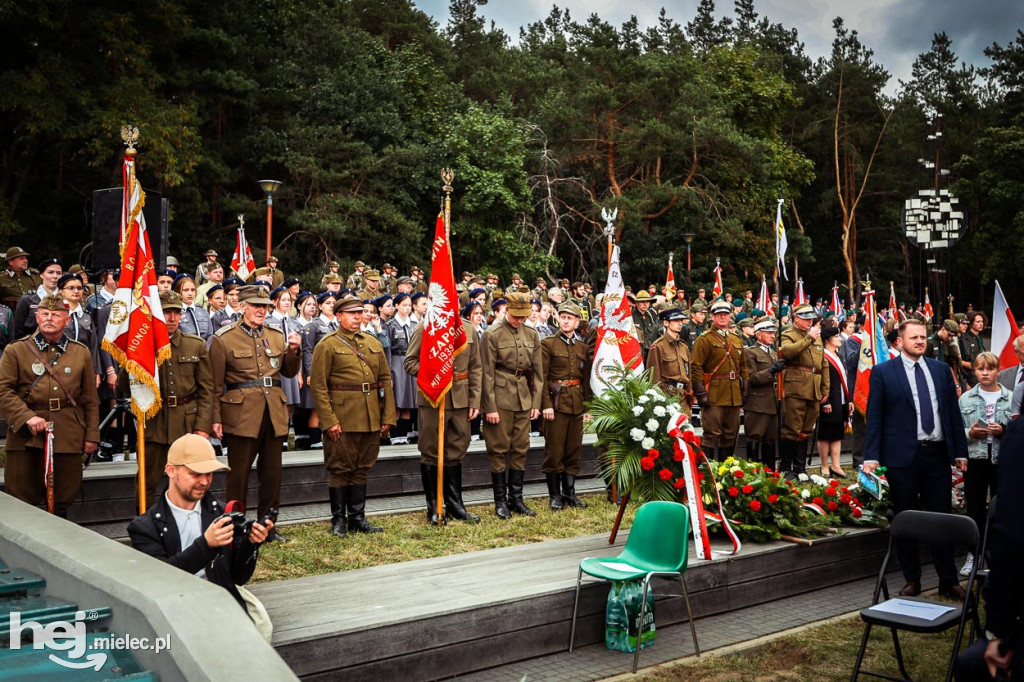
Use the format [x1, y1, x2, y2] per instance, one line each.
[915, 362, 935, 436]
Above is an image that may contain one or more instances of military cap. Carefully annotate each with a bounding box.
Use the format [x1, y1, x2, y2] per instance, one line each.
[536, 277, 546, 285]
[560, 278, 570, 287]
[505, 292, 532, 316]
[557, 302, 582, 318]
[371, 294, 393, 308]
[709, 300, 732, 315]
[4, 246, 29, 261]
[738, 317, 754, 329]
[172, 272, 192, 287]
[954, 313, 967, 323]
[625, 290, 637, 302]
[678, 308, 691, 318]
[223, 277, 246, 287]
[283, 277, 300, 288]
[38, 295, 68, 311]
[468, 287, 486, 298]
[363, 269, 381, 281]
[269, 286, 288, 301]
[793, 303, 817, 320]
[462, 271, 473, 278]
[204, 249, 218, 257]
[511, 273, 521, 280]
[250, 266, 271, 278]
[238, 285, 273, 306]
[486, 273, 498, 280]
[397, 276, 414, 285]
[317, 291, 338, 305]
[660, 308, 686, 322]
[354, 260, 366, 268]
[166, 256, 180, 268]
[393, 292, 411, 306]
[942, 319, 959, 333]
[327, 260, 339, 268]
[410, 266, 422, 274]
[67, 264, 86, 275]
[690, 302, 706, 313]
[753, 317, 777, 333]
[461, 300, 481, 318]
[57, 273, 82, 289]
[160, 290, 184, 311]
[654, 302, 671, 314]
[206, 261, 224, 271]
[37, 258, 62, 273]
[206, 284, 224, 296]
[295, 290, 315, 306]
[634, 290, 654, 302]
[411, 292, 426, 303]
[382, 263, 393, 270]
[334, 295, 363, 313]
[323, 274, 343, 285]
[266, 256, 278, 264]
[752, 308, 766, 317]
[733, 298, 744, 308]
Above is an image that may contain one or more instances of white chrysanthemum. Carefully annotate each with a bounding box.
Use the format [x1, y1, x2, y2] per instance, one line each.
[666, 402, 679, 413]
[638, 395, 649, 404]
[653, 405, 667, 417]
[641, 437, 655, 450]
[810, 474, 827, 486]
[630, 428, 645, 442]
[645, 419, 659, 431]
[632, 406, 644, 416]
[801, 489, 811, 499]
[731, 466, 742, 474]
[652, 392, 665, 402]
[797, 473, 810, 482]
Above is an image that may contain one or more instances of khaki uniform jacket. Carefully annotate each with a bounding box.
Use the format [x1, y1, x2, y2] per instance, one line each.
[779, 327, 829, 401]
[356, 286, 382, 301]
[0, 335, 100, 452]
[118, 330, 214, 444]
[310, 329, 397, 432]
[404, 319, 482, 411]
[209, 323, 300, 439]
[744, 344, 779, 414]
[540, 333, 591, 414]
[648, 334, 690, 393]
[0, 269, 41, 308]
[414, 279, 429, 295]
[480, 319, 543, 413]
[690, 329, 748, 406]
[346, 272, 364, 291]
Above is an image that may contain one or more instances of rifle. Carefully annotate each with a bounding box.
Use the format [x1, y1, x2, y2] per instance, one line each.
[44, 421, 55, 514]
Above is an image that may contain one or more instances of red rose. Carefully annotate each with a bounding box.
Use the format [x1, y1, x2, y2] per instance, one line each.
[648, 448, 660, 458]
[840, 494, 852, 504]
[827, 501, 839, 511]
[673, 451, 684, 462]
[734, 470, 745, 479]
[659, 468, 673, 481]
[829, 479, 840, 488]
[813, 497, 825, 506]
[768, 494, 779, 504]
[749, 499, 762, 511]
[683, 431, 701, 448]
[728, 487, 740, 497]
[841, 487, 850, 494]
[825, 487, 837, 497]
[742, 484, 753, 494]
[674, 477, 686, 490]
[641, 457, 655, 471]
[852, 507, 863, 518]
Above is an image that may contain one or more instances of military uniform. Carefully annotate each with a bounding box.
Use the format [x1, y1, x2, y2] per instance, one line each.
[249, 265, 284, 289]
[690, 302, 748, 455]
[648, 333, 691, 409]
[320, 261, 341, 290]
[540, 302, 591, 509]
[778, 305, 830, 476]
[310, 295, 396, 535]
[0, 246, 42, 309]
[380, 264, 396, 296]
[346, 262, 366, 291]
[743, 319, 784, 467]
[0, 321, 100, 516]
[959, 328, 984, 387]
[631, 293, 660, 357]
[194, 251, 219, 284]
[927, 321, 964, 388]
[356, 269, 383, 301]
[209, 287, 301, 521]
[480, 294, 543, 518]
[405, 319, 482, 523]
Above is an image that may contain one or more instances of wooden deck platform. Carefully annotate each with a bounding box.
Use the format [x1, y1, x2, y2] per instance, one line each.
[251, 525, 887, 681]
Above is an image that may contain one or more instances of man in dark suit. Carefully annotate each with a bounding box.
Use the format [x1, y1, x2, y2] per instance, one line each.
[997, 336, 1024, 391]
[863, 318, 969, 600]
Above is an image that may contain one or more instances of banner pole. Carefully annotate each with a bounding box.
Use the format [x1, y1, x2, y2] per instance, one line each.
[436, 169, 454, 526]
[138, 421, 147, 514]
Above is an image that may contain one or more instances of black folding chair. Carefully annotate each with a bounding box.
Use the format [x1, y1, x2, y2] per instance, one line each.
[851, 510, 980, 682]
[967, 496, 996, 642]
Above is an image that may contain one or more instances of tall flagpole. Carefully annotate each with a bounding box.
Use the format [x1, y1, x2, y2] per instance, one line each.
[437, 168, 454, 526]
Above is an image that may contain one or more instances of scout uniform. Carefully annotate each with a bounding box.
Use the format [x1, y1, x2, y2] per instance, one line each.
[0, 246, 42, 309]
[743, 318, 785, 467]
[346, 261, 366, 291]
[118, 291, 214, 507]
[0, 296, 100, 517]
[631, 290, 660, 356]
[690, 300, 748, 456]
[778, 303, 830, 476]
[356, 269, 383, 301]
[647, 308, 691, 411]
[209, 286, 301, 525]
[404, 318, 482, 524]
[310, 295, 397, 536]
[194, 250, 219, 284]
[539, 302, 591, 510]
[480, 292, 543, 518]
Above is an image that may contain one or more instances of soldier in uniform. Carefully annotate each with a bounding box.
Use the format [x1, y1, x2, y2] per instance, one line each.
[690, 300, 748, 457]
[481, 292, 543, 518]
[684, 303, 707, 349]
[380, 263, 396, 295]
[648, 308, 691, 412]
[927, 319, 963, 389]
[631, 290, 660, 356]
[356, 269, 383, 300]
[778, 303, 829, 478]
[0, 295, 100, 517]
[743, 318, 786, 467]
[262, 256, 285, 289]
[738, 317, 756, 347]
[692, 288, 708, 310]
[346, 260, 367, 291]
[404, 313, 482, 524]
[411, 266, 429, 294]
[118, 291, 214, 507]
[320, 261, 341, 289]
[456, 271, 474, 298]
[539, 302, 591, 510]
[532, 278, 549, 303]
[0, 246, 42, 309]
[209, 285, 301, 541]
[195, 249, 220, 284]
[310, 295, 397, 537]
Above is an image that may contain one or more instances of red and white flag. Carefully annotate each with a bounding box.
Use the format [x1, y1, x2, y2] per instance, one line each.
[664, 253, 676, 299]
[991, 280, 1020, 371]
[830, 282, 845, 321]
[853, 288, 882, 416]
[795, 279, 808, 306]
[591, 244, 644, 396]
[231, 218, 256, 281]
[888, 281, 898, 319]
[712, 258, 723, 299]
[416, 213, 466, 407]
[102, 152, 171, 421]
[922, 288, 934, 320]
[756, 275, 774, 316]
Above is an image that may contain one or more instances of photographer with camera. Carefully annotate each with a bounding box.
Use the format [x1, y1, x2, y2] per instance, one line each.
[127, 434, 275, 639]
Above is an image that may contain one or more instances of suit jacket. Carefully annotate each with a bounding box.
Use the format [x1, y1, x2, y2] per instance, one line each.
[864, 355, 968, 468]
[998, 365, 1021, 392]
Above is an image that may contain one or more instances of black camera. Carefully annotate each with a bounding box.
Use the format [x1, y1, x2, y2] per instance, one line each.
[221, 505, 279, 541]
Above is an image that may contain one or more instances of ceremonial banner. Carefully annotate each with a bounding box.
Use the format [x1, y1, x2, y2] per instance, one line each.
[888, 282, 898, 320]
[712, 259, 723, 299]
[830, 282, 845, 321]
[794, 279, 808, 306]
[664, 253, 676, 298]
[231, 220, 256, 281]
[775, 198, 788, 280]
[417, 213, 466, 407]
[756, 275, 774, 316]
[922, 288, 934, 320]
[102, 151, 171, 422]
[991, 280, 1020, 370]
[591, 245, 643, 396]
[852, 288, 889, 416]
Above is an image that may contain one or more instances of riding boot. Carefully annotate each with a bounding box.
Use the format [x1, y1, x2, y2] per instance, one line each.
[507, 469, 536, 516]
[701, 445, 718, 461]
[719, 443, 736, 459]
[346, 484, 383, 533]
[328, 486, 347, 538]
[491, 471, 512, 519]
[779, 439, 796, 479]
[762, 442, 777, 471]
[546, 473, 564, 510]
[420, 463, 444, 525]
[746, 441, 761, 466]
[793, 439, 808, 476]
[561, 473, 588, 508]
[444, 464, 480, 523]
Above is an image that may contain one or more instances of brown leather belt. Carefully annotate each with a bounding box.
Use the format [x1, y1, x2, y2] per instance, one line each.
[662, 379, 688, 389]
[330, 382, 384, 393]
[29, 398, 75, 412]
[496, 365, 530, 378]
[165, 393, 197, 408]
[453, 371, 469, 381]
[227, 378, 281, 390]
[710, 371, 738, 380]
[788, 365, 822, 375]
[557, 379, 581, 387]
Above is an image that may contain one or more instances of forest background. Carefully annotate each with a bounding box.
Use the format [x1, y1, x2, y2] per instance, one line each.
[2, 0, 1023, 312]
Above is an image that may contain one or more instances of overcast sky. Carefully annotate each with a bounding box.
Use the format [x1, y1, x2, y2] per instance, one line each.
[414, 0, 1024, 89]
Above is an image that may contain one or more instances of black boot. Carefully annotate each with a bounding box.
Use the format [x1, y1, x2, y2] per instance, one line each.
[328, 486, 347, 538]
[492, 471, 512, 519]
[420, 463, 444, 525]
[719, 443, 736, 459]
[745, 441, 760, 465]
[701, 445, 718, 461]
[346, 484, 383, 533]
[793, 439, 808, 476]
[779, 439, 797, 479]
[561, 473, 588, 508]
[546, 473, 564, 510]
[444, 464, 480, 523]
[762, 442, 777, 471]
[507, 469, 536, 516]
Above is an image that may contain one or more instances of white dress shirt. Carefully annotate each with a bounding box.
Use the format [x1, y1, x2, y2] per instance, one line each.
[900, 353, 943, 441]
[166, 493, 206, 578]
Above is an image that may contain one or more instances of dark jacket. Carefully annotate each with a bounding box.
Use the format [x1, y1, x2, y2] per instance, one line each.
[127, 492, 259, 608]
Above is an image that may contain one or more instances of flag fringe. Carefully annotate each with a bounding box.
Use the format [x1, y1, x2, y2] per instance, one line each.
[101, 338, 171, 421]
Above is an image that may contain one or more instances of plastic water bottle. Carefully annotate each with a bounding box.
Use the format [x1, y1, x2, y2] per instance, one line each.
[605, 582, 628, 651]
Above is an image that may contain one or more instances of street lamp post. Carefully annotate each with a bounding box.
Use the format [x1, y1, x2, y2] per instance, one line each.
[682, 233, 695, 273]
[258, 179, 283, 262]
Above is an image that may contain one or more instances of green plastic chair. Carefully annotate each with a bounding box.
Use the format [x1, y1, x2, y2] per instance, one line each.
[568, 500, 700, 673]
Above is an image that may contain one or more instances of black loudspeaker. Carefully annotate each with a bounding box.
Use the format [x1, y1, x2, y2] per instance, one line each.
[91, 187, 170, 270]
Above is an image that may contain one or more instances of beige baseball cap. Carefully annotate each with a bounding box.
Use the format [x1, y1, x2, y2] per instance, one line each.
[167, 434, 229, 473]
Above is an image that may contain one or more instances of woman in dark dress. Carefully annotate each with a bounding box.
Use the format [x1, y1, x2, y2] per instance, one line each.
[290, 291, 318, 450]
[386, 293, 417, 444]
[816, 325, 852, 477]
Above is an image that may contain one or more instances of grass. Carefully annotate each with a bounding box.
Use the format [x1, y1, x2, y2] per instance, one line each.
[252, 493, 635, 583]
[631, 609, 970, 682]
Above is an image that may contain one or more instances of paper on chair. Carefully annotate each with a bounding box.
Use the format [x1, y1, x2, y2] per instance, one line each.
[600, 561, 642, 573]
[869, 599, 956, 621]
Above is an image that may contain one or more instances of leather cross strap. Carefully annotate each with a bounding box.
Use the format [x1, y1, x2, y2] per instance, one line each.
[23, 340, 79, 407]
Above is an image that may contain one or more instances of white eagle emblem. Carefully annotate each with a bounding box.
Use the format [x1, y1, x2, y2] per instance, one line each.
[424, 282, 454, 334]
